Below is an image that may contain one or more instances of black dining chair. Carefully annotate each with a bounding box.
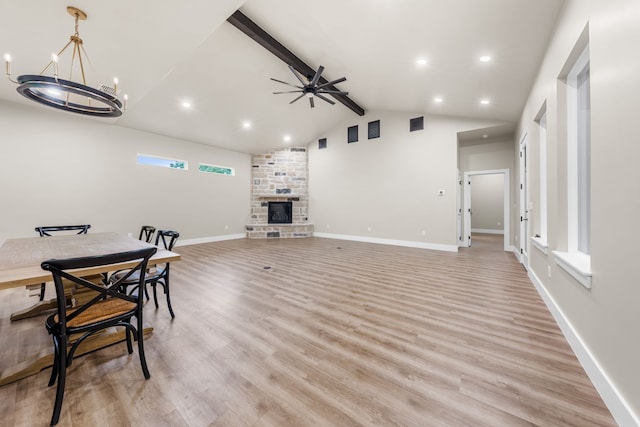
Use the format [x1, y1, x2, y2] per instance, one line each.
[138, 225, 156, 243]
[35, 224, 91, 237]
[130, 226, 155, 302]
[41, 246, 157, 426]
[110, 230, 179, 318]
[33, 225, 91, 301]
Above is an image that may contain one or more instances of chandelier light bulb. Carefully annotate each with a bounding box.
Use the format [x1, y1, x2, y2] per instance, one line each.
[3, 53, 11, 77]
[51, 53, 59, 78]
[113, 77, 119, 94]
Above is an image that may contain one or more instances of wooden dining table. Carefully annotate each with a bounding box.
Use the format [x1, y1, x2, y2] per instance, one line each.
[0, 232, 181, 386]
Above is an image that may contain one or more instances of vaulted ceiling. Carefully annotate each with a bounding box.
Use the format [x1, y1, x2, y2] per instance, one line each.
[0, 0, 565, 153]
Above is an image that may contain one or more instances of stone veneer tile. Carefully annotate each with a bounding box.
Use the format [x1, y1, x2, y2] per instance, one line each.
[249, 147, 312, 239]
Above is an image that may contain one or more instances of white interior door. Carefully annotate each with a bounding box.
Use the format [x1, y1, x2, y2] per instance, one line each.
[519, 134, 529, 268]
[463, 173, 472, 247]
[457, 170, 464, 246]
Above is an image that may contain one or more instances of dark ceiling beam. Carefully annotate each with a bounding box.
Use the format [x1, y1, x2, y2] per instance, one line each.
[227, 10, 365, 116]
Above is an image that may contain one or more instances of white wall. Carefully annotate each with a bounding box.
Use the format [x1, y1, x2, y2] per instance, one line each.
[0, 100, 252, 244]
[458, 138, 515, 172]
[470, 174, 504, 232]
[516, 0, 640, 424]
[308, 110, 505, 250]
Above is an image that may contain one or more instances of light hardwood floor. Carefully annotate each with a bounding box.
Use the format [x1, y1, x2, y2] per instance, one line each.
[0, 235, 616, 426]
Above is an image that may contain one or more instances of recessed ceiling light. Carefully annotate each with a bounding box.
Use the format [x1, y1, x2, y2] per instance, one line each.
[180, 101, 192, 109]
[283, 135, 291, 142]
[480, 98, 490, 105]
[434, 96, 443, 103]
[416, 58, 427, 66]
[242, 120, 252, 129]
[482, 134, 489, 139]
[479, 55, 492, 63]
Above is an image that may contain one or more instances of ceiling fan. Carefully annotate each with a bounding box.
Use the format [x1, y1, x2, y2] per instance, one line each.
[271, 65, 348, 108]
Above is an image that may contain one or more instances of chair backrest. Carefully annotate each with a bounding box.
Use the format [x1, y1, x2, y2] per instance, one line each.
[35, 225, 91, 237]
[41, 247, 157, 328]
[155, 230, 179, 251]
[139, 225, 156, 243]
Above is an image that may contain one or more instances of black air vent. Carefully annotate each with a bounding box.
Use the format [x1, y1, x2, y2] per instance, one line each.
[410, 116, 424, 132]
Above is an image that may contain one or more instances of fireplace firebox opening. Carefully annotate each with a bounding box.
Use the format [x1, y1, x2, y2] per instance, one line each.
[268, 202, 293, 224]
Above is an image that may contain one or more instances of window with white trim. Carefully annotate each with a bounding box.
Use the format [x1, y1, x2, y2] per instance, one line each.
[536, 108, 548, 243]
[137, 153, 188, 170]
[567, 46, 590, 255]
[198, 163, 235, 176]
[553, 37, 592, 290]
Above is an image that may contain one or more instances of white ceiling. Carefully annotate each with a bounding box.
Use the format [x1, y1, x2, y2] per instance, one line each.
[0, 0, 565, 154]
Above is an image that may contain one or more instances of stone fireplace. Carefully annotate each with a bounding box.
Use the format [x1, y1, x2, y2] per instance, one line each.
[246, 147, 314, 239]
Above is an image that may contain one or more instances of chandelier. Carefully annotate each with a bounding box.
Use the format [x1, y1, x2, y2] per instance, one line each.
[3, 6, 126, 117]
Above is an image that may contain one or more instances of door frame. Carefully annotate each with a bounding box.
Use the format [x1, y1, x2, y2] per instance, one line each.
[519, 132, 529, 268]
[463, 169, 510, 251]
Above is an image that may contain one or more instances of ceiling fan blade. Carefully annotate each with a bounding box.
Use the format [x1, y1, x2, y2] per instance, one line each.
[273, 90, 303, 94]
[310, 65, 325, 87]
[270, 77, 302, 89]
[289, 93, 305, 104]
[315, 93, 336, 105]
[309, 97, 315, 108]
[316, 77, 346, 89]
[317, 90, 349, 95]
[288, 65, 308, 86]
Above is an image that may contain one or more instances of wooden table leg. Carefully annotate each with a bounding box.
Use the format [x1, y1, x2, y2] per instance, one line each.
[0, 327, 153, 387]
[9, 298, 58, 321]
[11, 274, 108, 322]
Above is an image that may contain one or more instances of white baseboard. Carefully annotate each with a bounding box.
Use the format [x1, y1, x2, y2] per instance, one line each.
[313, 232, 458, 253]
[528, 269, 640, 427]
[176, 233, 245, 247]
[471, 228, 504, 235]
[512, 246, 521, 261]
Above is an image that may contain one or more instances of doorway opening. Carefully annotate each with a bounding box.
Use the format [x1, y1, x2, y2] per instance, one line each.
[462, 169, 510, 251]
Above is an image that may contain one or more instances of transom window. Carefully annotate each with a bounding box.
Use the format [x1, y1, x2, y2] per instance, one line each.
[198, 163, 235, 176]
[137, 153, 187, 170]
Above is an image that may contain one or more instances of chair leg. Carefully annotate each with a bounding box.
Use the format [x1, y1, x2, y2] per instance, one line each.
[48, 337, 59, 387]
[136, 312, 150, 380]
[163, 277, 175, 319]
[125, 323, 133, 354]
[39, 283, 46, 301]
[50, 338, 67, 426]
[151, 281, 160, 309]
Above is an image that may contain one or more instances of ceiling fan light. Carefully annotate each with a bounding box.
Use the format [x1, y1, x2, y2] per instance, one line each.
[305, 92, 314, 98]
